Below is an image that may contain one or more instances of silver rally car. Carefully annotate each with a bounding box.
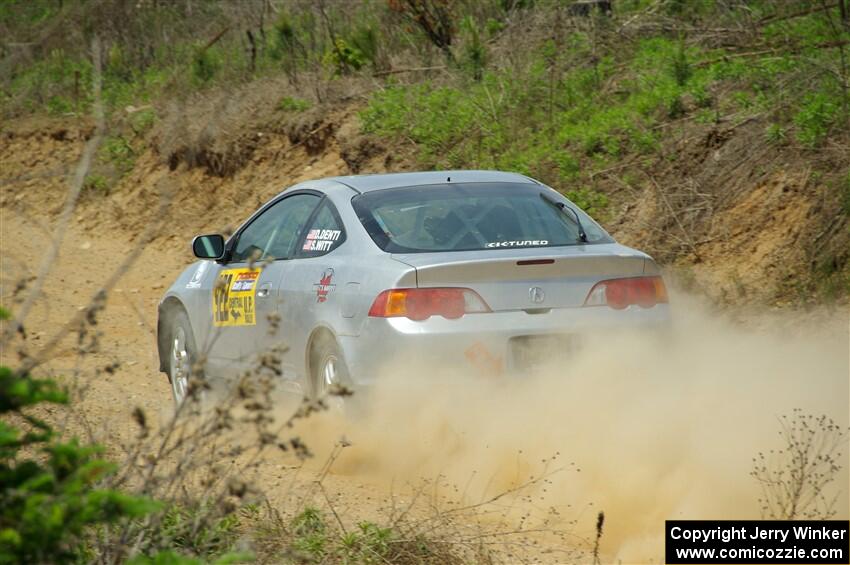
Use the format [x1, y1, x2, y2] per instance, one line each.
[157, 170, 670, 404]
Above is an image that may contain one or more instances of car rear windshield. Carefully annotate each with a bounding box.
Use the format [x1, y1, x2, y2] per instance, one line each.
[352, 182, 612, 253]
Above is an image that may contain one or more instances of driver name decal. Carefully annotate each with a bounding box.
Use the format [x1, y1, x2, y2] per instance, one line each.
[302, 228, 341, 252]
[213, 268, 258, 327]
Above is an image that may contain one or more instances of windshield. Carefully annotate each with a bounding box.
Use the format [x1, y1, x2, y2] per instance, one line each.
[352, 182, 612, 253]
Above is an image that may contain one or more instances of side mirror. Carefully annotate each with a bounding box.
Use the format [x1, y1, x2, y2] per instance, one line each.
[192, 234, 225, 260]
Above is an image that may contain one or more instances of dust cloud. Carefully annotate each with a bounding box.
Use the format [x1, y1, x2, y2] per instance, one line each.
[295, 293, 849, 562]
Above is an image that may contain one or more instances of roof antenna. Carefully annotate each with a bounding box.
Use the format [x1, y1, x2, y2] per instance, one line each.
[447, 176, 451, 182]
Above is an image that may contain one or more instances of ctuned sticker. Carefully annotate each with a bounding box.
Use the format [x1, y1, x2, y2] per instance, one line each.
[313, 268, 336, 303]
[486, 240, 549, 248]
[213, 268, 259, 327]
[302, 228, 341, 252]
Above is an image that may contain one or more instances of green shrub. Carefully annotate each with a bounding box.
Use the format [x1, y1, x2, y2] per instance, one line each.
[106, 44, 132, 82]
[731, 90, 753, 110]
[83, 174, 109, 195]
[9, 49, 93, 115]
[341, 522, 395, 562]
[0, 366, 160, 563]
[485, 18, 505, 37]
[765, 123, 787, 145]
[794, 93, 838, 148]
[325, 39, 366, 74]
[280, 507, 423, 564]
[101, 135, 136, 172]
[130, 108, 157, 135]
[159, 504, 242, 558]
[45, 95, 75, 115]
[566, 187, 610, 218]
[275, 12, 297, 44]
[271, 12, 299, 59]
[290, 507, 327, 560]
[278, 96, 311, 113]
[460, 15, 486, 81]
[349, 24, 380, 67]
[191, 48, 221, 84]
[667, 95, 686, 119]
[669, 40, 692, 87]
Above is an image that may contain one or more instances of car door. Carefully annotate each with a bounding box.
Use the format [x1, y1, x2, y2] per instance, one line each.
[204, 192, 321, 378]
[274, 198, 349, 387]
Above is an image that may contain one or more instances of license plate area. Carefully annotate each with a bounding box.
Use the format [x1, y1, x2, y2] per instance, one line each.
[510, 334, 579, 372]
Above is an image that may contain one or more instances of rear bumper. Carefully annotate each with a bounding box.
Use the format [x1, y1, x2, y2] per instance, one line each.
[338, 304, 671, 386]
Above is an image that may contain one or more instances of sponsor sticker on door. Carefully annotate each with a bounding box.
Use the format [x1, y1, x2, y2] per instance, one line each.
[213, 268, 259, 327]
[313, 268, 335, 303]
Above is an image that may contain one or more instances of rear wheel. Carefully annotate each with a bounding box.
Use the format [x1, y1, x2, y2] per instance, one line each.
[166, 309, 198, 406]
[309, 333, 351, 409]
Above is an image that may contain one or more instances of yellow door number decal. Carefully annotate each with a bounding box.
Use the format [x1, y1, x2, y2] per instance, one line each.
[213, 268, 259, 327]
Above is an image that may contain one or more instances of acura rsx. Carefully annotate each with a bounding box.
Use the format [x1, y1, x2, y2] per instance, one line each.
[157, 170, 670, 404]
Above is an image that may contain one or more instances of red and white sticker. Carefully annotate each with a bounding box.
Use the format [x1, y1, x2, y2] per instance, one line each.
[302, 229, 341, 252]
[313, 268, 336, 303]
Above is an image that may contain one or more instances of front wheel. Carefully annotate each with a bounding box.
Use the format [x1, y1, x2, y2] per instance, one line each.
[166, 309, 198, 405]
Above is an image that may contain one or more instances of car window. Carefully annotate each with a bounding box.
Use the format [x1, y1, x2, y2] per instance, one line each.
[232, 193, 320, 262]
[351, 182, 612, 253]
[297, 200, 346, 257]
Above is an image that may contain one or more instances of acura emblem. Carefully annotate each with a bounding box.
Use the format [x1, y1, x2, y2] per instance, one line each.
[529, 286, 545, 304]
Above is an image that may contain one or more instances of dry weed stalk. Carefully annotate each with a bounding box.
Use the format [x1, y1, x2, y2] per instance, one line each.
[253, 449, 591, 564]
[59, 289, 354, 562]
[2, 36, 105, 349]
[751, 409, 849, 520]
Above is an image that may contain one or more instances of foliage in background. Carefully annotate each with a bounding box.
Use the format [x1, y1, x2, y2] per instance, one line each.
[362, 2, 849, 216]
[1, 0, 849, 299]
[279, 95, 311, 113]
[361, 34, 718, 216]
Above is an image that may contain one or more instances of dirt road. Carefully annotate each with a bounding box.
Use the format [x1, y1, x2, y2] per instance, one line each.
[4, 206, 849, 562]
[2, 120, 848, 562]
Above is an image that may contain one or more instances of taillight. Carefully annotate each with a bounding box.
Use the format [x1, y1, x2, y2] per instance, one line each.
[368, 288, 491, 321]
[583, 276, 668, 309]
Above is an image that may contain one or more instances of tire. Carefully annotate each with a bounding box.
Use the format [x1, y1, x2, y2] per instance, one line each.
[309, 333, 352, 408]
[165, 308, 199, 406]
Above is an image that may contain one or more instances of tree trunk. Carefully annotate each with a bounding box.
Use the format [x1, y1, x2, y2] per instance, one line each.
[246, 30, 257, 73]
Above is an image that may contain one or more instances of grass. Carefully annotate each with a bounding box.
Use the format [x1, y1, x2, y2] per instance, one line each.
[5, 2, 848, 158]
[359, 36, 715, 216]
[359, 8, 849, 217]
[254, 505, 468, 564]
[83, 174, 109, 195]
[279, 96, 312, 113]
